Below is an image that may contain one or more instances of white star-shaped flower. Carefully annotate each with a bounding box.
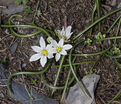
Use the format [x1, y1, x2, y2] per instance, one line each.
[51, 39, 72, 61]
[29, 37, 54, 67]
[57, 26, 73, 41]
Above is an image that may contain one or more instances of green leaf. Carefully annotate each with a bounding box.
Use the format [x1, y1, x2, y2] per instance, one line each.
[22, 0, 28, 5]
[36, 10, 42, 17]
[15, 0, 22, 5]
[117, 72, 121, 79]
[25, 6, 34, 15]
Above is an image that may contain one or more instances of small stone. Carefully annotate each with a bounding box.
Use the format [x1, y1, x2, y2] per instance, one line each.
[0, 61, 6, 79]
[10, 42, 18, 53]
[118, 2, 121, 8]
[111, 0, 117, 6]
[0, 0, 27, 15]
[22, 63, 27, 68]
[10, 81, 59, 104]
[0, 93, 4, 97]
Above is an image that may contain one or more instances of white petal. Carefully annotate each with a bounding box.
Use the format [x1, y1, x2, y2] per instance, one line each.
[61, 27, 65, 35]
[59, 39, 64, 46]
[31, 46, 41, 52]
[29, 54, 41, 62]
[57, 30, 61, 34]
[60, 50, 67, 55]
[46, 44, 52, 50]
[52, 48, 57, 53]
[40, 37, 46, 48]
[48, 48, 56, 54]
[40, 56, 47, 67]
[51, 40, 58, 47]
[63, 44, 72, 50]
[65, 26, 72, 35]
[55, 53, 61, 62]
[67, 32, 73, 40]
[48, 53, 54, 59]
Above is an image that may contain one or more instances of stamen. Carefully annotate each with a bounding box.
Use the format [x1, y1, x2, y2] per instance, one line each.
[42, 49, 48, 56]
[56, 46, 62, 52]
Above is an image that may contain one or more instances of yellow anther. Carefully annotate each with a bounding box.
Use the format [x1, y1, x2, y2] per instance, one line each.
[42, 49, 48, 56]
[56, 46, 62, 52]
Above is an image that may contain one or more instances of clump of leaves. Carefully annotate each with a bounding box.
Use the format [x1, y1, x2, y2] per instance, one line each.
[84, 38, 92, 46]
[95, 32, 105, 44]
[113, 47, 120, 55]
[25, 6, 34, 15]
[36, 10, 42, 17]
[85, 68, 96, 75]
[14, 0, 28, 5]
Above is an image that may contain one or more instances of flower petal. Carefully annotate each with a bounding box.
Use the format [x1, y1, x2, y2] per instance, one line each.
[60, 50, 67, 55]
[61, 27, 65, 35]
[48, 53, 54, 59]
[40, 56, 47, 67]
[29, 53, 41, 62]
[57, 30, 61, 34]
[65, 26, 72, 35]
[51, 40, 58, 47]
[67, 32, 73, 40]
[31, 46, 41, 52]
[59, 39, 64, 46]
[40, 37, 46, 48]
[55, 53, 61, 62]
[63, 44, 72, 50]
[46, 44, 52, 50]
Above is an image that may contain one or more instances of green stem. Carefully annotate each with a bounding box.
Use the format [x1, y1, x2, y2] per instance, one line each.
[90, 3, 97, 36]
[114, 18, 121, 45]
[96, 0, 101, 31]
[105, 52, 121, 59]
[61, 56, 77, 101]
[72, 47, 110, 57]
[61, 69, 71, 101]
[0, 24, 41, 29]
[51, 56, 65, 95]
[113, 59, 121, 69]
[7, 60, 51, 96]
[73, 7, 121, 41]
[106, 14, 121, 33]
[107, 91, 121, 104]
[40, 67, 75, 90]
[102, 36, 121, 40]
[52, 60, 97, 68]
[69, 48, 91, 99]
[0, 14, 50, 37]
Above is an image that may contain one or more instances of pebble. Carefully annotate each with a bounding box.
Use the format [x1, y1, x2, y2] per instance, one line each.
[22, 63, 27, 68]
[10, 42, 18, 53]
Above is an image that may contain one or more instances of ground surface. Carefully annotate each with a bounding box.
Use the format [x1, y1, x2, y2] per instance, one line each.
[0, 0, 121, 104]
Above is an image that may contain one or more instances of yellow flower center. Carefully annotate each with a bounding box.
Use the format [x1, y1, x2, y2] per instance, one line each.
[42, 49, 48, 56]
[56, 46, 62, 52]
[61, 35, 67, 40]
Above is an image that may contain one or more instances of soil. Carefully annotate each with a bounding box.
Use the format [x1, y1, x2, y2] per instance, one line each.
[0, 0, 121, 104]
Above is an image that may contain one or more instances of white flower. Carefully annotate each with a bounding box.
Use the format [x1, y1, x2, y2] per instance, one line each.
[29, 37, 54, 67]
[51, 39, 72, 61]
[57, 26, 73, 41]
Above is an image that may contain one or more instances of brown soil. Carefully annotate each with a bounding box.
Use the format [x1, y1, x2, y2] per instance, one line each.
[0, 0, 121, 104]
